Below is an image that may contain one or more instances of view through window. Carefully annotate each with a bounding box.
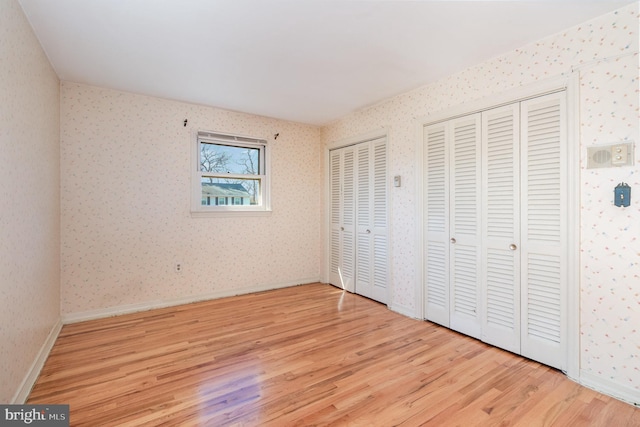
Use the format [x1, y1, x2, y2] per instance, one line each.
[193, 131, 269, 214]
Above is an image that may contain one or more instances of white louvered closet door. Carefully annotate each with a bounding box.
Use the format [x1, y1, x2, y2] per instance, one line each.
[449, 115, 482, 339]
[520, 92, 566, 370]
[372, 138, 389, 303]
[330, 150, 341, 287]
[355, 143, 372, 299]
[423, 92, 567, 370]
[423, 122, 450, 327]
[481, 103, 522, 354]
[355, 138, 388, 304]
[329, 147, 355, 291]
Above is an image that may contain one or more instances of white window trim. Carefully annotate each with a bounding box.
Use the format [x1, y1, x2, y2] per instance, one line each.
[191, 130, 271, 217]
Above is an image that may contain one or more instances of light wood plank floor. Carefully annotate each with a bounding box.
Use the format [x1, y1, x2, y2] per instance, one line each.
[29, 283, 639, 426]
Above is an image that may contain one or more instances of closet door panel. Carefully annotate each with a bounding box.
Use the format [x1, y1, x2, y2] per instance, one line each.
[449, 115, 482, 338]
[520, 93, 566, 370]
[329, 150, 342, 287]
[370, 138, 388, 303]
[424, 122, 450, 326]
[355, 138, 389, 304]
[341, 148, 355, 292]
[331, 137, 387, 304]
[481, 104, 521, 354]
[355, 143, 374, 300]
[329, 147, 355, 291]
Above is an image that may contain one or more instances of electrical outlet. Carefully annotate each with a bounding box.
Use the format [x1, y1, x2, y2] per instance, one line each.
[175, 263, 182, 273]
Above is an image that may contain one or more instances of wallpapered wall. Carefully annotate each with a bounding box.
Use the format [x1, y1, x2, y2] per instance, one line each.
[0, 0, 60, 403]
[60, 83, 323, 317]
[323, 3, 639, 398]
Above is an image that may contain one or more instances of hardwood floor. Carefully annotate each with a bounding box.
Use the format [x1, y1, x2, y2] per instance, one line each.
[28, 283, 639, 426]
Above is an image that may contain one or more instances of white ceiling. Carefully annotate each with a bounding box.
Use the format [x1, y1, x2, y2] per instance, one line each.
[18, 0, 635, 126]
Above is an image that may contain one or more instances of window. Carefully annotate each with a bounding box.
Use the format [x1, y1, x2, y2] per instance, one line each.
[192, 131, 270, 216]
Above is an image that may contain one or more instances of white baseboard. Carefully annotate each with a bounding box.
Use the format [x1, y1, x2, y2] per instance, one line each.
[579, 370, 640, 407]
[12, 319, 63, 404]
[62, 278, 320, 324]
[389, 302, 419, 319]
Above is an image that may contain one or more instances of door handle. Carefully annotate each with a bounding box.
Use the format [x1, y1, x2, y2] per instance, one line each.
[509, 243, 517, 250]
[340, 227, 344, 231]
[366, 229, 371, 234]
[450, 238, 456, 244]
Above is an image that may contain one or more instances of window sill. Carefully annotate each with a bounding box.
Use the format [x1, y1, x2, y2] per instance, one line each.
[190, 209, 272, 218]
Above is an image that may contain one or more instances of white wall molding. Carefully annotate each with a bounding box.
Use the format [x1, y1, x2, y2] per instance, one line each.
[12, 319, 63, 404]
[564, 72, 581, 381]
[389, 302, 418, 319]
[414, 119, 426, 320]
[62, 278, 319, 324]
[579, 371, 640, 407]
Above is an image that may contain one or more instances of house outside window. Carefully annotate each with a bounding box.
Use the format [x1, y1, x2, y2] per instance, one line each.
[192, 130, 270, 216]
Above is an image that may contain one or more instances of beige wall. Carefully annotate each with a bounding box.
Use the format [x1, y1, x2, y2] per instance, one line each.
[323, 3, 639, 399]
[0, 0, 61, 403]
[60, 82, 323, 317]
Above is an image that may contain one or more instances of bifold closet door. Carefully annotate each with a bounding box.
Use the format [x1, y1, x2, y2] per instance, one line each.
[520, 92, 566, 371]
[355, 138, 388, 304]
[423, 115, 481, 336]
[424, 92, 567, 371]
[481, 103, 521, 354]
[330, 138, 388, 304]
[480, 93, 567, 370]
[329, 147, 355, 291]
[423, 122, 450, 327]
[449, 115, 482, 339]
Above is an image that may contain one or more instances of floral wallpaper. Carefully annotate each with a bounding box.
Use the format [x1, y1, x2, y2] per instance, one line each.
[60, 83, 323, 316]
[0, 0, 60, 403]
[323, 3, 639, 399]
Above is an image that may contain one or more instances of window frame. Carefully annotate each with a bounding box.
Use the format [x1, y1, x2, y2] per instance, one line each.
[191, 130, 271, 217]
